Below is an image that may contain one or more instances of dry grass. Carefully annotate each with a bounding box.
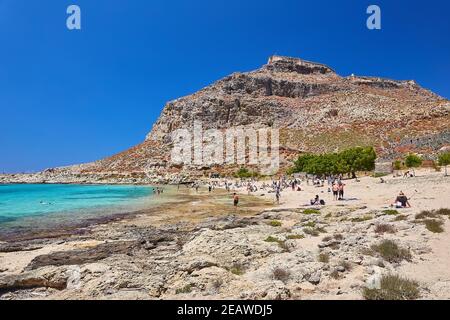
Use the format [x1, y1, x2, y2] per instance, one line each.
[303, 209, 321, 215]
[351, 215, 373, 223]
[272, 267, 291, 283]
[277, 240, 290, 252]
[415, 210, 446, 233]
[333, 234, 344, 240]
[229, 263, 245, 276]
[303, 221, 316, 228]
[371, 240, 412, 263]
[383, 210, 400, 216]
[286, 234, 305, 240]
[415, 210, 438, 220]
[318, 253, 330, 263]
[394, 215, 408, 221]
[424, 219, 444, 233]
[268, 220, 282, 227]
[329, 242, 340, 250]
[330, 270, 341, 280]
[303, 228, 319, 237]
[265, 236, 280, 243]
[375, 224, 397, 234]
[436, 208, 450, 217]
[176, 284, 193, 294]
[339, 260, 352, 272]
[363, 275, 420, 300]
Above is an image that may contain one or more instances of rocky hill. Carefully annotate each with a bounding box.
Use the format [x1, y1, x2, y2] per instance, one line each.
[2, 56, 449, 183]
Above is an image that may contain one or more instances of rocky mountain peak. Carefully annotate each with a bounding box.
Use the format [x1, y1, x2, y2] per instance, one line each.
[60, 55, 449, 179]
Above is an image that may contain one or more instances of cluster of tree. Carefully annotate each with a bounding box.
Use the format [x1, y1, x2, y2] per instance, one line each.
[438, 152, 450, 176]
[394, 152, 450, 176]
[289, 147, 377, 178]
[234, 167, 259, 179]
[404, 153, 423, 176]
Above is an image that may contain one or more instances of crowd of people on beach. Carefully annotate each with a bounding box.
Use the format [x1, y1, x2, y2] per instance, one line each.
[174, 173, 414, 211]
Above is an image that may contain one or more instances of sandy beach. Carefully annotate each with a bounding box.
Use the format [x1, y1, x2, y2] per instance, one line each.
[0, 168, 449, 300]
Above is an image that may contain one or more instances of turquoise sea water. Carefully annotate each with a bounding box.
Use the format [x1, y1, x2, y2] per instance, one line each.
[0, 184, 155, 238]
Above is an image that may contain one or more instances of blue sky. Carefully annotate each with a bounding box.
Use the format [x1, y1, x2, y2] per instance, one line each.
[0, 0, 449, 173]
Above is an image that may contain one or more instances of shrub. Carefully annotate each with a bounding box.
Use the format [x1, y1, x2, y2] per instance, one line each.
[315, 227, 327, 234]
[436, 208, 450, 217]
[303, 209, 321, 215]
[373, 172, 389, 178]
[334, 234, 344, 240]
[235, 167, 258, 178]
[272, 267, 291, 283]
[176, 284, 193, 294]
[394, 215, 408, 221]
[304, 228, 319, 237]
[404, 154, 423, 175]
[351, 215, 373, 222]
[393, 160, 403, 171]
[229, 263, 245, 276]
[330, 270, 341, 280]
[277, 240, 290, 252]
[329, 242, 340, 250]
[264, 236, 289, 250]
[318, 253, 330, 263]
[286, 234, 304, 240]
[265, 236, 281, 243]
[415, 210, 437, 220]
[268, 220, 282, 227]
[363, 275, 420, 300]
[303, 221, 316, 228]
[375, 224, 396, 234]
[424, 219, 444, 233]
[438, 152, 450, 176]
[371, 240, 411, 263]
[383, 210, 399, 216]
[339, 260, 352, 272]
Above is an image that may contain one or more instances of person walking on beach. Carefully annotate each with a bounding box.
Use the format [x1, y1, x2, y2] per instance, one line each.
[332, 183, 339, 200]
[338, 183, 346, 200]
[275, 188, 281, 204]
[233, 193, 239, 207]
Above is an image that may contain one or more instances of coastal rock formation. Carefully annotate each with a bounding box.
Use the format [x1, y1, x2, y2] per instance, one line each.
[1, 55, 449, 182]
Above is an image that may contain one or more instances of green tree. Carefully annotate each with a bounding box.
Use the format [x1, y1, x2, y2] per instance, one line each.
[404, 154, 422, 176]
[289, 147, 376, 177]
[438, 152, 450, 176]
[235, 167, 254, 178]
[393, 160, 402, 171]
[340, 147, 377, 178]
[292, 154, 317, 173]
